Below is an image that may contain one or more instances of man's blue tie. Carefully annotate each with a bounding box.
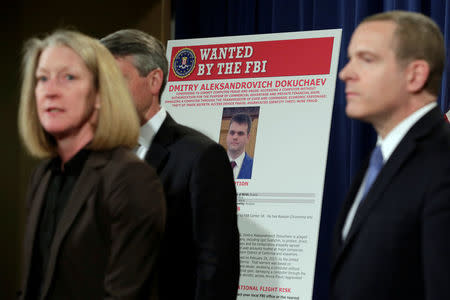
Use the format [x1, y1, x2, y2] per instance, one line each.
[362, 145, 384, 199]
[341, 145, 384, 240]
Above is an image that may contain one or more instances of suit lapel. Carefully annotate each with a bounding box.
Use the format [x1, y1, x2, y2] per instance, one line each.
[332, 164, 366, 242]
[145, 114, 177, 173]
[341, 140, 415, 248]
[40, 151, 109, 299]
[146, 142, 169, 174]
[238, 153, 248, 179]
[332, 107, 443, 273]
[22, 163, 51, 296]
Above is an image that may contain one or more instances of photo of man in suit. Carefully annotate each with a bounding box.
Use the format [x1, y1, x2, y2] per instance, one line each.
[331, 11, 450, 300]
[101, 29, 240, 300]
[227, 113, 254, 179]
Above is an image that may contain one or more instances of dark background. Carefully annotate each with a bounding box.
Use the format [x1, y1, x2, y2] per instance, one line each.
[0, 1, 170, 298]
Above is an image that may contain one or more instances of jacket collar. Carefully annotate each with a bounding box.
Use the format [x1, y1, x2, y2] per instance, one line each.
[144, 113, 179, 173]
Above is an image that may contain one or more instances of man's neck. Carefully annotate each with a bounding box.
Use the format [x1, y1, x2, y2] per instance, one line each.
[228, 150, 244, 161]
[141, 101, 161, 125]
[374, 95, 436, 138]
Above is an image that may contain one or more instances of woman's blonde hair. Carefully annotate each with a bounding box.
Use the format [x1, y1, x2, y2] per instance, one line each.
[19, 29, 140, 158]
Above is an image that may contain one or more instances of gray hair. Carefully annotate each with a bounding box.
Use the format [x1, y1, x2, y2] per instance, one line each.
[100, 29, 168, 99]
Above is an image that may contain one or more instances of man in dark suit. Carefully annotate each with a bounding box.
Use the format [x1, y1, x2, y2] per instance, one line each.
[226, 113, 254, 179]
[332, 11, 450, 300]
[101, 29, 240, 300]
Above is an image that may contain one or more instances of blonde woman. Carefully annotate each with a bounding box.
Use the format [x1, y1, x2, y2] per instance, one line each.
[18, 30, 165, 299]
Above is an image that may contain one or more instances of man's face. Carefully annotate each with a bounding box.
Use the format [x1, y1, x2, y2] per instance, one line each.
[227, 121, 249, 156]
[339, 21, 408, 129]
[115, 56, 152, 125]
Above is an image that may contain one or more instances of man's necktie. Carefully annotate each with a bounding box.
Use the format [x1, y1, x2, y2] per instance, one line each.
[362, 145, 384, 199]
[231, 161, 237, 168]
[341, 146, 384, 240]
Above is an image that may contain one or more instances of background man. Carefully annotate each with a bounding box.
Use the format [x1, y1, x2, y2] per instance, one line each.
[101, 29, 240, 300]
[331, 11, 450, 300]
[226, 113, 254, 179]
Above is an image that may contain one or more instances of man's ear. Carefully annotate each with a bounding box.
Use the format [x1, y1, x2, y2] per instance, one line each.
[147, 68, 164, 96]
[405, 60, 430, 93]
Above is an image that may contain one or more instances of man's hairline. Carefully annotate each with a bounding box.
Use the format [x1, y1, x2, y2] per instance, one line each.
[359, 19, 413, 68]
[115, 54, 165, 83]
[228, 120, 250, 135]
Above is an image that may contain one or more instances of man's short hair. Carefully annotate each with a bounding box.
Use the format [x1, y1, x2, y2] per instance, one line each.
[230, 113, 252, 135]
[19, 30, 140, 158]
[100, 29, 168, 99]
[362, 10, 445, 96]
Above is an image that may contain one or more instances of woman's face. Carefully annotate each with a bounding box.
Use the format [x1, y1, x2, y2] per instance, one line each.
[35, 45, 100, 141]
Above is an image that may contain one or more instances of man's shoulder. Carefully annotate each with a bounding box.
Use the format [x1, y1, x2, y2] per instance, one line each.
[397, 115, 450, 175]
[418, 123, 450, 160]
[244, 152, 254, 163]
[156, 120, 231, 183]
[163, 118, 218, 150]
[411, 109, 450, 151]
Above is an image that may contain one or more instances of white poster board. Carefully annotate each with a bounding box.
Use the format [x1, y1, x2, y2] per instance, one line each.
[163, 29, 341, 300]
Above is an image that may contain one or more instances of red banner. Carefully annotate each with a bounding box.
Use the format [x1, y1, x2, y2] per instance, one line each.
[169, 37, 334, 81]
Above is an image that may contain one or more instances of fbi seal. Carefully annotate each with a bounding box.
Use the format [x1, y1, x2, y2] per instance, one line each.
[172, 48, 196, 78]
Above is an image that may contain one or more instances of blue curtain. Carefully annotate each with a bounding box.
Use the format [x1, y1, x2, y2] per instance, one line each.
[174, 1, 450, 299]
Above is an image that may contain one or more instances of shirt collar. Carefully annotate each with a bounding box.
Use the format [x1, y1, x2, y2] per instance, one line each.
[49, 149, 91, 175]
[139, 107, 167, 149]
[378, 102, 436, 161]
[229, 151, 246, 167]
